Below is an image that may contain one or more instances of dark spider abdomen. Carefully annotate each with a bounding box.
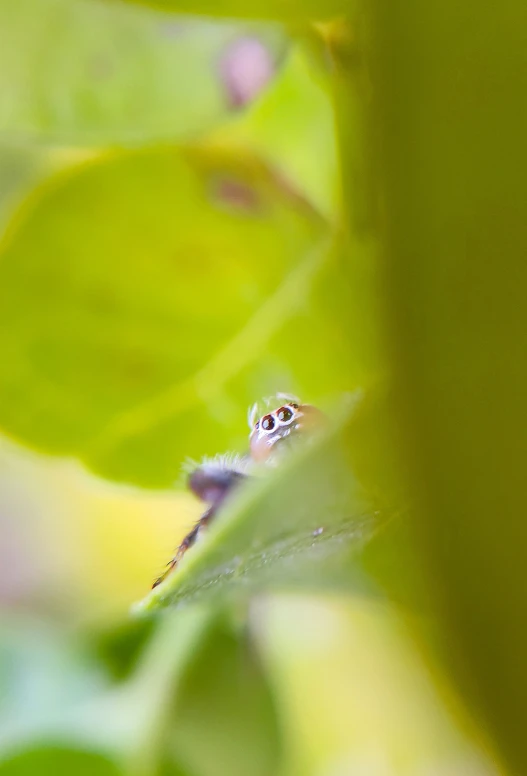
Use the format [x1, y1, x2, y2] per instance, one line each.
[188, 466, 247, 507]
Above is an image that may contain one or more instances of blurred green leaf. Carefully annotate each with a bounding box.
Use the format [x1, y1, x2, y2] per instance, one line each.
[168, 612, 281, 776]
[0, 147, 326, 486]
[366, 0, 527, 771]
[0, 147, 48, 226]
[106, 0, 351, 23]
[90, 617, 157, 682]
[0, 747, 122, 776]
[81, 608, 281, 776]
[212, 45, 339, 218]
[137, 400, 386, 613]
[118, 607, 211, 774]
[0, 610, 210, 772]
[0, 618, 109, 755]
[0, 0, 285, 145]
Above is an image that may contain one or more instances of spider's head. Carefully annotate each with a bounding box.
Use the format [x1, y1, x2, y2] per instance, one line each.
[248, 396, 326, 464]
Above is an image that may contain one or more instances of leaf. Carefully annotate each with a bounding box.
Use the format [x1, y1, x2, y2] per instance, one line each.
[0, 748, 122, 776]
[0, 610, 210, 771]
[210, 45, 339, 219]
[104, 0, 352, 23]
[0, 146, 48, 225]
[167, 611, 281, 776]
[90, 617, 157, 682]
[363, 0, 527, 771]
[0, 0, 286, 145]
[115, 607, 212, 773]
[87, 607, 281, 776]
[0, 146, 327, 486]
[136, 398, 386, 613]
[0, 619, 110, 756]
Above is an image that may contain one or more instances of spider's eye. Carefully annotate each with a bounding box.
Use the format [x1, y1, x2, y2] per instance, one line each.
[289, 402, 299, 409]
[277, 406, 294, 423]
[261, 414, 275, 432]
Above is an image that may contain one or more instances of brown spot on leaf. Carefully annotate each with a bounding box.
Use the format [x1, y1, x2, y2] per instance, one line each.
[210, 176, 261, 214]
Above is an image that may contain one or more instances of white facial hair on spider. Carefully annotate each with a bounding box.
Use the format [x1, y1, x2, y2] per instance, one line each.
[248, 395, 326, 464]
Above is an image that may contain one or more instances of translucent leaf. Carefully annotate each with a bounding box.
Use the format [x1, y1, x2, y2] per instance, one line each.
[211, 45, 339, 218]
[105, 0, 351, 23]
[0, 748, 122, 776]
[366, 0, 527, 770]
[0, 0, 285, 145]
[0, 147, 326, 486]
[168, 612, 281, 776]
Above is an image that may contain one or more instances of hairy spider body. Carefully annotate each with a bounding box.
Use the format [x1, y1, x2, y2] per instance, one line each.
[152, 396, 325, 588]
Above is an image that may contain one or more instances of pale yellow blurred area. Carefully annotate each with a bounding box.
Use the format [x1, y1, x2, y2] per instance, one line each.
[0, 436, 199, 623]
[253, 595, 501, 776]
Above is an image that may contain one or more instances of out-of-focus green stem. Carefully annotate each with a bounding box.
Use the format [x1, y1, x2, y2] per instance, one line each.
[337, 0, 527, 772]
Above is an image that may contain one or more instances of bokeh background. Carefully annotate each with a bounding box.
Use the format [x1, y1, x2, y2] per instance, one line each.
[1, 0, 526, 775]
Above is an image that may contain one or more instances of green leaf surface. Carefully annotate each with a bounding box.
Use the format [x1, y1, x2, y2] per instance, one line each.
[117, 607, 211, 773]
[105, 0, 351, 23]
[81, 608, 281, 776]
[0, 0, 285, 145]
[211, 45, 339, 219]
[168, 612, 281, 776]
[0, 610, 210, 771]
[90, 617, 157, 682]
[0, 146, 49, 227]
[0, 747, 122, 776]
[0, 619, 112, 758]
[0, 147, 329, 486]
[136, 400, 386, 613]
[369, 0, 527, 771]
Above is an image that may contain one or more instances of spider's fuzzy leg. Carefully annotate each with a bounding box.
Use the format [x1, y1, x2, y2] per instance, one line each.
[152, 456, 249, 589]
[152, 504, 216, 588]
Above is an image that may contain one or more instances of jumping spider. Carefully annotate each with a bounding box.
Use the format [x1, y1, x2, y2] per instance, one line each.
[152, 395, 325, 588]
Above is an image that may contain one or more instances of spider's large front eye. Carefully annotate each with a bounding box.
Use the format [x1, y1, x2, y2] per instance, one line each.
[277, 406, 293, 423]
[260, 414, 275, 432]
